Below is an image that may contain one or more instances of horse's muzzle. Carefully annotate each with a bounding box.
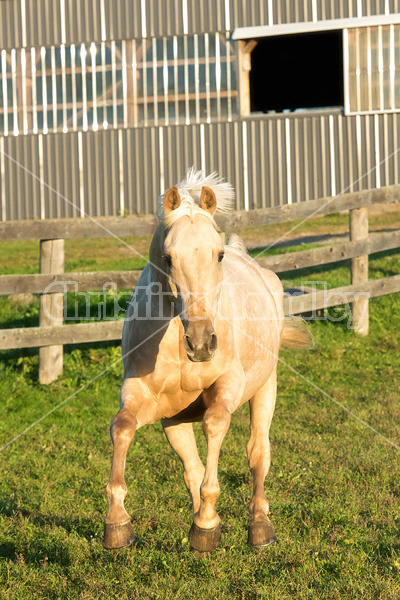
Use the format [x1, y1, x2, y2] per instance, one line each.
[183, 326, 217, 362]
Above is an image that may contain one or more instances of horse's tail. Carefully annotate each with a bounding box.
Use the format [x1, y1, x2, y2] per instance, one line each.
[281, 316, 314, 350]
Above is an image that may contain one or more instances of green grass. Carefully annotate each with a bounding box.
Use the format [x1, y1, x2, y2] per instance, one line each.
[1, 218, 400, 599]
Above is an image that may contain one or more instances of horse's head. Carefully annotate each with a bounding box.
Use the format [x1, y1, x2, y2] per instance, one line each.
[160, 185, 225, 362]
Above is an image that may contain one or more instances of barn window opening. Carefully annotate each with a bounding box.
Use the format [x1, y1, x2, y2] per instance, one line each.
[249, 31, 344, 114]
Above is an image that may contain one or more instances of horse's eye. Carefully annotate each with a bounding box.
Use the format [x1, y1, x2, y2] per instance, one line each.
[162, 254, 172, 266]
[218, 251, 225, 263]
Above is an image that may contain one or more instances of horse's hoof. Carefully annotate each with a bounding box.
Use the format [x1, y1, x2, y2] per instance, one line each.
[103, 519, 135, 549]
[189, 522, 221, 552]
[248, 519, 277, 547]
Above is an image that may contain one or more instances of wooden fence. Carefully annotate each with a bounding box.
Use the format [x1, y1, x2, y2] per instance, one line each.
[1, 184, 400, 383]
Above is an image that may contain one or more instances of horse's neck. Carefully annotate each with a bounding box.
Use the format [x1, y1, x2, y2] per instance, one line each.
[149, 224, 167, 287]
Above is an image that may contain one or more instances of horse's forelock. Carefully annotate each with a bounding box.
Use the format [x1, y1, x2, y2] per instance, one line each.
[158, 168, 234, 226]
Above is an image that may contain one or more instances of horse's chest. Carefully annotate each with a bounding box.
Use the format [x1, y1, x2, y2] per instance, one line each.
[147, 358, 211, 396]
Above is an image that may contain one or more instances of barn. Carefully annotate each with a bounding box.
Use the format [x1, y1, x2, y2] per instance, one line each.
[0, 0, 399, 220]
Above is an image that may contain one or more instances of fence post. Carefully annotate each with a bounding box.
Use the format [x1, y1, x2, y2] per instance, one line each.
[349, 207, 369, 335]
[39, 239, 65, 383]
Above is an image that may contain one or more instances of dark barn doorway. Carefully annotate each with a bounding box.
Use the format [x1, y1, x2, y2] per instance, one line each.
[250, 30, 344, 113]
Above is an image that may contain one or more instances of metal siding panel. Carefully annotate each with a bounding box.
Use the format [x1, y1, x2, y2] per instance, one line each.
[165, 125, 178, 197]
[393, 113, 399, 184]
[21, 134, 31, 218]
[124, 128, 133, 213]
[53, 0, 62, 46]
[258, 120, 270, 208]
[3, 112, 400, 222]
[337, 113, 348, 194]
[287, 0, 298, 23]
[95, 132, 105, 215]
[253, 119, 262, 209]
[150, 0, 160, 38]
[383, 113, 395, 187]
[243, 0, 252, 28]
[257, 120, 267, 208]
[0, 139, 4, 221]
[235, 121, 245, 209]
[129, 127, 141, 214]
[25, 0, 36, 47]
[14, 137, 23, 219]
[146, 127, 153, 211]
[69, 134, 78, 218]
[65, 0, 74, 44]
[73, 133, 81, 217]
[63, 133, 74, 217]
[81, 130, 89, 216]
[31, 135, 40, 219]
[359, 115, 369, 190]
[331, 113, 340, 197]
[42, 134, 53, 218]
[161, 0, 170, 37]
[152, 126, 161, 205]
[304, 116, 314, 202]
[13, 0, 22, 48]
[136, 127, 145, 213]
[0, 4, 5, 50]
[366, 114, 374, 189]
[136, 128, 146, 212]
[346, 116, 357, 192]
[63, 135, 74, 218]
[114, 0, 123, 41]
[15, 136, 25, 219]
[5, 1, 13, 49]
[4, 137, 13, 220]
[291, 117, 300, 204]
[380, 113, 388, 188]
[271, 0, 279, 24]
[50, 136, 60, 218]
[188, 0, 200, 34]
[91, 0, 101, 42]
[104, 0, 114, 42]
[85, 132, 95, 217]
[52, 135, 61, 217]
[2, 0, 400, 50]
[110, 130, 119, 217]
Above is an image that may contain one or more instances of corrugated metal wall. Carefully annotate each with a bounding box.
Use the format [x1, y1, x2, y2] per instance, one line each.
[1, 111, 399, 221]
[1, 0, 400, 49]
[1, 1, 400, 222]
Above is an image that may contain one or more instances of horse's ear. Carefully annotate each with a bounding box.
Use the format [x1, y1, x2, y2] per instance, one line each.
[163, 186, 181, 214]
[200, 186, 217, 214]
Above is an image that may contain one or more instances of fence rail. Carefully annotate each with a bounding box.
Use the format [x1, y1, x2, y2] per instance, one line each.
[1, 182, 400, 238]
[0, 184, 399, 382]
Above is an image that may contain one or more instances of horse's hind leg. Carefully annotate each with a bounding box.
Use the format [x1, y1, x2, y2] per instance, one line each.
[247, 368, 277, 547]
[162, 419, 205, 513]
[103, 405, 137, 549]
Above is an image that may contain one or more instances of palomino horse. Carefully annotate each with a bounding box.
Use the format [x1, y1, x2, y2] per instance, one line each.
[103, 169, 310, 552]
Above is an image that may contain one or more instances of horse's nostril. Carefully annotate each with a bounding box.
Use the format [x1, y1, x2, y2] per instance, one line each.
[184, 334, 194, 352]
[208, 334, 217, 353]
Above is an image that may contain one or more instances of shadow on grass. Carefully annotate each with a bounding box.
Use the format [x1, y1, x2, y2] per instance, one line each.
[0, 339, 120, 365]
[0, 499, 106, 565]
[363, 537, 400, 572]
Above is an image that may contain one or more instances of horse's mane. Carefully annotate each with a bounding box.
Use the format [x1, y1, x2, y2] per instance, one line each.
[157, 167, 235, 228]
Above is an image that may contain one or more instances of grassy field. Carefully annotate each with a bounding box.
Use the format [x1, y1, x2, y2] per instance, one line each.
[1, 212, 400, 599]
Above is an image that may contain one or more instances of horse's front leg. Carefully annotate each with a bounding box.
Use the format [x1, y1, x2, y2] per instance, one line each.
[103, 405, 137, 549]
[246, 368, 277, 547]
[189, 372, 243, 553]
